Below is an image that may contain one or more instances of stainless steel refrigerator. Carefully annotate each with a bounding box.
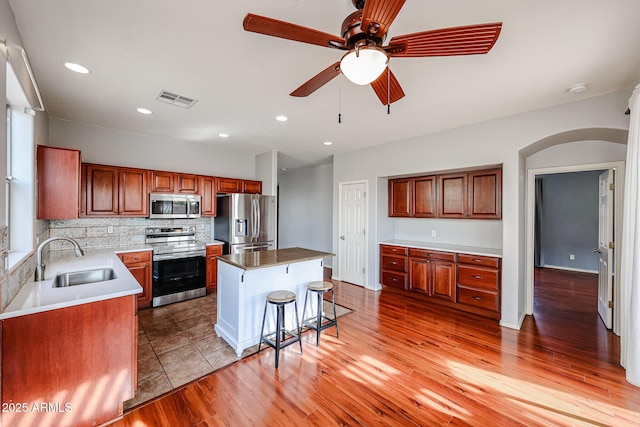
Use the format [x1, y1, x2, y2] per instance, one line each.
[215, 194, 277, 254]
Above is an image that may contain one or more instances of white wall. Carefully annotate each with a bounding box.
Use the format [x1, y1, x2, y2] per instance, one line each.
[278, 163, 333, 266]
[49, 118, 256, 178]
[333, 89, 632, 329]
[526, 140, 626, 169]
[256, 150, 277, 196]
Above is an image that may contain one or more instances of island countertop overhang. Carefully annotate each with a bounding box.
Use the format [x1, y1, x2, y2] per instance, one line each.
[217, 247, 334, 270]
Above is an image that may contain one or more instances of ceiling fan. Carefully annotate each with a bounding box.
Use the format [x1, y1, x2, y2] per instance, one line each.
[243, 0, 502, 105]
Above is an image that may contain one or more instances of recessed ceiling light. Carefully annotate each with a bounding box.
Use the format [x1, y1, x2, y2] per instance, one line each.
[218, 133, 229, 138]
[136, 108, 153, 115]
[64, 62, 91, 74]
[323, 141, 333, 146]
[281, 168, 287, 171]
[275, 115, 288, 122]
[567, 83, 588, 94]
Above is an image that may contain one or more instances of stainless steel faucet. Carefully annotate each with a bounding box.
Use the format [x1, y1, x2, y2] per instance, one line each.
[35, 237, 85, 281]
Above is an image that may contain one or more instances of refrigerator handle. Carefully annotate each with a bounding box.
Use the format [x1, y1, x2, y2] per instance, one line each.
[256, 197, 261, 242]
[252, 198, 258, 240]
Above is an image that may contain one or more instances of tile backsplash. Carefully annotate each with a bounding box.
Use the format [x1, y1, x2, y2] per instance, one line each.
[49, 217, 213, 250]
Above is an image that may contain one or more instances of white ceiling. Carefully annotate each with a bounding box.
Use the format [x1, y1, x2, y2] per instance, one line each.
[8, 0, 640, 169]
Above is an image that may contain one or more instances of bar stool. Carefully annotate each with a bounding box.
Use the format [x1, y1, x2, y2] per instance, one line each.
[302, 281, 339, 346]
[258, 290, 303, 368]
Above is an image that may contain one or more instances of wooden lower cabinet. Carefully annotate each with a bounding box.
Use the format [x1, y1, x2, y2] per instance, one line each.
[118, 250, 153, 309]
[408, 248, 456, 302]
[206, 244, 223, 290]
[381, 244, 501, 319]
[1, 296, 137, 427]
[380, 245, 408, 289]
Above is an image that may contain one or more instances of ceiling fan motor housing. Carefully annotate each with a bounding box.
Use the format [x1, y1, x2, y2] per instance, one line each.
[351, 0, 366, 10]
[341, 10, 385, 47]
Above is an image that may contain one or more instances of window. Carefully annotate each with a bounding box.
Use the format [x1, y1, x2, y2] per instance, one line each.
[5, 62, 35, 265]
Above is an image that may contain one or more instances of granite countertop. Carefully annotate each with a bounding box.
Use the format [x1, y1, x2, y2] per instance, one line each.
[380, 239, 502, 258]
[1, 249, 142, 320]
[218, 247, 334, 270]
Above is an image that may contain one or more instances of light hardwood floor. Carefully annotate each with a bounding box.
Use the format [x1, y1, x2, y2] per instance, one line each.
[112, 268, 640, 426]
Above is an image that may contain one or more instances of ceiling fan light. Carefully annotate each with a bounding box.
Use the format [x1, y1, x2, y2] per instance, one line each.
[340, 47, 389, 86]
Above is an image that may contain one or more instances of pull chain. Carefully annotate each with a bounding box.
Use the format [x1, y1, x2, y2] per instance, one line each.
[338, 74, 342, 123]
[387, 67, 391, 115]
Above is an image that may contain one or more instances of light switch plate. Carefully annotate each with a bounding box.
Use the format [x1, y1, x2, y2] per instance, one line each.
[431, 230, 437, 237]
[107, 226, 114, 234]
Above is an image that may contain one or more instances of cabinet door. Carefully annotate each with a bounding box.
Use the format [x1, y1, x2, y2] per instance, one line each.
[119, 251, 152, 308]
[413, 176, 437, 218]
[37, 146, 81, 219]
[151, 171, 175, 193]
[242, 180, 262, 194]
[84, 164, 118, 216]
[206, 245, 223, 290]
[389, 178, 411, 217]
[177, 174, 199, 193]
[409, 258, 430, 293]
[467, 169, 502, 219]
[438, 173, 467, 218]
[200, 176, 217, 216]
[119, 168, 148, 216]
[217, 178, 242, 193]
[431, 260, 457, 302]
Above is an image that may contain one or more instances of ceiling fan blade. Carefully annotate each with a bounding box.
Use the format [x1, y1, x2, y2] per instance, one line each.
[386, 22, 502, 57]
[290, 62, 341, 97]
[360, 0, 406, 38]
[371, 68, 405, 105]
[243, 14, 346, 48]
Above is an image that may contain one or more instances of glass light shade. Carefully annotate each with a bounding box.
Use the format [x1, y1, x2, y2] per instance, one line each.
[340, 47, 389, 85]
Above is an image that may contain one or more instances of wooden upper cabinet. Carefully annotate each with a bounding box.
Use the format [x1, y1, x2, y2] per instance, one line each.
[438, 173, 467, 218]
[216, 177, 242, 193]
[83, 164, 148, 216]
[150, 171, 175, 193]
[389, 179, 411, 217]
[389, 176, 437, 218]
[413, 176, 437, 218]
[242, 180, 262, 194]
[84, 164, 118, 216]
[37, 145, 81, 219]
[176, 174, 199, 193]
[217, 177, 262, 194]
[200, 176, 217, 216]
[119, 168, 149, 216]
[467, 169, 502, 219]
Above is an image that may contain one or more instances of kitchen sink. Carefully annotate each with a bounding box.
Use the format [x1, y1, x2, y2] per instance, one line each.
[52, 267, 117, 287]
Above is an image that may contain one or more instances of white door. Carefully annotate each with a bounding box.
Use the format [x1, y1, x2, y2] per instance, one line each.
[339, 182, 366, 286]
[597, 170, 614, 329]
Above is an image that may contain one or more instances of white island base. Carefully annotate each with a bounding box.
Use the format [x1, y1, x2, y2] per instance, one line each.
[215, 257, 324, 357]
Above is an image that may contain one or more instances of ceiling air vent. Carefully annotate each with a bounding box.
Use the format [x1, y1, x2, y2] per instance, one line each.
[155, 90, 198, 109]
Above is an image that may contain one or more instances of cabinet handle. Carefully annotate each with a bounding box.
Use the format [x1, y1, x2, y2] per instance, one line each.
[472, 275, 483, 279]
[472, 296, 482, 300]
[391, 261, 397, 265]
[473, 259, 483, 263]
[392, 278, 398, 282]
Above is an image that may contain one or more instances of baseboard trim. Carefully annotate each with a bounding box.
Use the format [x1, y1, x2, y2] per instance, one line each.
[541, 265, 598, 274]
[500, 311, 526, 330]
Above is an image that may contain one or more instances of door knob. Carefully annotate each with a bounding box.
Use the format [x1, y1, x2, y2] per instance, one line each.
[340, 236, 345, 240]
[593, 248, 601, 253]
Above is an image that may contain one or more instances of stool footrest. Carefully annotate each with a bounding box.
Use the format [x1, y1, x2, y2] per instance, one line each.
[260, 330, 302, 351]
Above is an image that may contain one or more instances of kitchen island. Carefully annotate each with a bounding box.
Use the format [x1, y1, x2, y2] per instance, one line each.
[215, 247, 333, 356]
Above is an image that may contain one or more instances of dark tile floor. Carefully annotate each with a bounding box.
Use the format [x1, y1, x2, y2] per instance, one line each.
[125, 293, 259, 409]
[125, 292, 351, 410]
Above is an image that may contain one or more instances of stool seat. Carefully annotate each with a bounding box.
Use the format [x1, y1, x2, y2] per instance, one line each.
[267, 290, 296, 303]
[308, 281, 333, 292]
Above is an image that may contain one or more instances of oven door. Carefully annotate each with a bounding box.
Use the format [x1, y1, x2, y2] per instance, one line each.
[152, 255, 206, 298]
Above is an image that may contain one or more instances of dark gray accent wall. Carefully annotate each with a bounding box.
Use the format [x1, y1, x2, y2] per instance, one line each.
[537, 170, 604, 272]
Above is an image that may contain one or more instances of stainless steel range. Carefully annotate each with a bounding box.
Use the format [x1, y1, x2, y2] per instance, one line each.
[145, 226, 206, 307]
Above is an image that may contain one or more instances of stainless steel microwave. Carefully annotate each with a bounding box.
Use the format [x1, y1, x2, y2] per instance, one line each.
[149, 193, 201, 219]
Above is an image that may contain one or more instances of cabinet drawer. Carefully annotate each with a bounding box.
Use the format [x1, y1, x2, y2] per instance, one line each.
[457, 254, 500, 268]
[206, 245, 223, 256]
[408, 248, 456, 262]
[457, 265, 499, 290]
[381, 245, 408, 256]
[381, 271, 406, 289]
[458, 286, 499, 312]
[119, 251, 151, 264]
[381, 255, 407, 272]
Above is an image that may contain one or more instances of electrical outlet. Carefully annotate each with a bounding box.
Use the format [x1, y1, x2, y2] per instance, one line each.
[570, 254, 575, 260]
[200, 223, 205, 230]
[107, 226, 114, 234]
[431, 230, 437, 237]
